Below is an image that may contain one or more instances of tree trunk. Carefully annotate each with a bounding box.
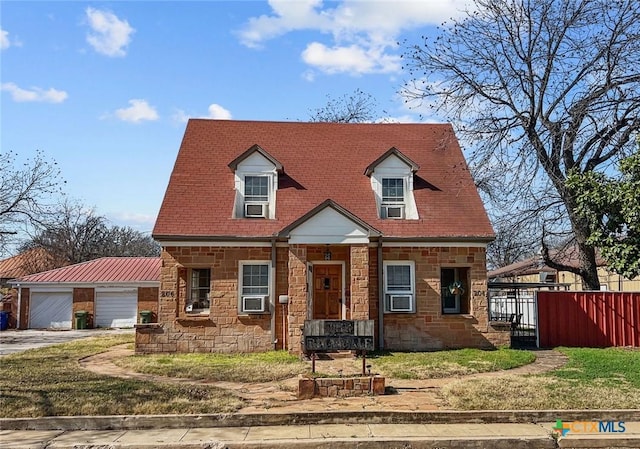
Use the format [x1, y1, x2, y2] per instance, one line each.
[576, 239, 601, 290]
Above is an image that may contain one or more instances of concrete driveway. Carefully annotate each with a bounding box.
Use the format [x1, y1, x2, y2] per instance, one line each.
[0, 328, 134, 356]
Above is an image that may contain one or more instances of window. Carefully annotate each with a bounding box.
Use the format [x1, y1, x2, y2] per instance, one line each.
[245, 176, 269, 202]
[441, 267, 470, 314]
[239, 262, 269, 313]
[187, 268, 211, 313]
[383, 261, 415, 313]
[382, 178, 404, 203]
[244, 176, 269, 218]
[381, 178, 405, 219]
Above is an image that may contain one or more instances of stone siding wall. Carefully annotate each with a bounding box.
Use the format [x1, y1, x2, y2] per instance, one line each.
[381, 246, 508, 350]
[137, 246, 277, 354]
[138, 243, 509, 354]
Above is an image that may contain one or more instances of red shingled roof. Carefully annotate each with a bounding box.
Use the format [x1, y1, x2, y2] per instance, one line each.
[153, 120, 494, 240]
[12, 257, 160, 284]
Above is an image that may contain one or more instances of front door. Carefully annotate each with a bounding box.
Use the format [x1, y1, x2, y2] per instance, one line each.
[313, 264, 342, 319]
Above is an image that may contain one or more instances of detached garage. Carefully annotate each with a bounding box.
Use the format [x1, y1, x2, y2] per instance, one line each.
[10, 257, 160, 330]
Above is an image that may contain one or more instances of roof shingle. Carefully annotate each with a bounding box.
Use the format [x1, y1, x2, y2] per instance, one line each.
[153, 120, 494, 240]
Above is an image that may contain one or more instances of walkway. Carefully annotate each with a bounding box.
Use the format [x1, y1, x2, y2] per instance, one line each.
[79, 346, 568, 413]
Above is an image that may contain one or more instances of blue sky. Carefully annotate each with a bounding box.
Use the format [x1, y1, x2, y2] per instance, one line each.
[1, 0, 470, 236]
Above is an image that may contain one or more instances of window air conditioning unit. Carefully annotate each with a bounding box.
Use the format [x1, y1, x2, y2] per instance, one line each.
[389, 294, 412, 312]
[245, 203, 268, 218]
[382, 204, 404, 219]
[242, 295, 266, 313]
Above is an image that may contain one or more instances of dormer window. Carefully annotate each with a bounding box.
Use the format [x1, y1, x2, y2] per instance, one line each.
[228, 144, 283, 220]
[365, 147, 420, 220]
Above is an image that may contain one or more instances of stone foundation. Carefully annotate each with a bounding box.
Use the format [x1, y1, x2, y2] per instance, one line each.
[298, 376, 385, 399]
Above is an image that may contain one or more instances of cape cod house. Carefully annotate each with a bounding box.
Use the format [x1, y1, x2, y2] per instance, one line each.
[138, 120, 508, 354]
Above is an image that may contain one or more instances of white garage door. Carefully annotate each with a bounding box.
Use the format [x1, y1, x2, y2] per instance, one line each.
[95, 290, 137, 328]
[30, 291, 73, 329]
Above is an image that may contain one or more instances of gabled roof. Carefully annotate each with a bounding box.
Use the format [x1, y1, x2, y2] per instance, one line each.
[278, 199, 382, 238]
[154, 120, 494, 241]
[227, 144, 284, 172]
[11, 257, 161, 285]
[364, 146, 420, 177]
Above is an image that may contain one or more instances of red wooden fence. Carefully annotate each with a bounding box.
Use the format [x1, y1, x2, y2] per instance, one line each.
[537, 291, 640, 348]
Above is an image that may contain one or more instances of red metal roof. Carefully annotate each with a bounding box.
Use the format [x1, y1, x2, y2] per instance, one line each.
[12, 257, 160, 284]
[153, 120, 495, 240]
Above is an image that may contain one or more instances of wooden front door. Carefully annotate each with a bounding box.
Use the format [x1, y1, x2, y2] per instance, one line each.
[313, 264, 342, 319]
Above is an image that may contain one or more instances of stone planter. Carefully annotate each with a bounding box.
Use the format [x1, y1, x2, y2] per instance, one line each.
[298, 376, 385, 399]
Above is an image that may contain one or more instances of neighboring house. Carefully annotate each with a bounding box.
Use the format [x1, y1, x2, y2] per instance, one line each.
[143, 119, 506, 355]
[0, 247, 65, 287]
[9, 257, 160, 329]
[0, 248, 67, 329]
[488, 249, 640, 291]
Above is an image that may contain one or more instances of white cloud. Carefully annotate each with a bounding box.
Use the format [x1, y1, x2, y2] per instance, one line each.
[85, 7, 135, 57]
[114, 99, 158, 123]
[172, 109, 190, 124]
[206, 103, 232, 120]
[109, 211, 156, 230]
[377, 114, 421, 124]
[1, 28, 10, 50]
[239, 0, 474, 75]
[1, 82, 68, 103]
[302, 42, 400, 75]
[172, 103, 233, 123]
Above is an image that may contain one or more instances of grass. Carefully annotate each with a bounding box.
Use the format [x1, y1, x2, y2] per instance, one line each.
[441, 347, 640, 410]
[369, 347, 536, 379]
[0, 334, 244, 418]
[114, 350, 308, 383]
[3, 336, 639, 416]
[115, 348, 534, 382]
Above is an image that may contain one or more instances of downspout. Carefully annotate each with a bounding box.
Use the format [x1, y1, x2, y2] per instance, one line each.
[271, 237, 277, 350]
[377, 237, 384, 350]
[16, 284, 22, 330]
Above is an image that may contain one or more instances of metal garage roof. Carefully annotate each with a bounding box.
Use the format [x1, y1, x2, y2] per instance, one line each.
[10, 257, 160, 284]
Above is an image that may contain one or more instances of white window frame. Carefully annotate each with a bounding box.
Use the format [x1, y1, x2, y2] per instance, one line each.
[187, 267, 211, 314]
[244, 175, 270, 203]
[238, 261, 270, 314]
[382, 178, 405, 203]
[243, 175, 270, 218]
[381, 177, 406, 219]
[383, 260, 415, 313]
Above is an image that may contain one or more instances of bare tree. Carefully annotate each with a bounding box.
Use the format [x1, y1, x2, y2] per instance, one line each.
[403, 0, 640, 289]
[0, 151, 64, 254]
[486, 219, 539, 270]
[22, 200, 159, 264]
[309, 89, 381, 123]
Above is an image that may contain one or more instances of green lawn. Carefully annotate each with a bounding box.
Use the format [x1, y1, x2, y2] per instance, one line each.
[3, 336, 638, 417]
[0, 334, 243, 418]
[369, 347, 536, 379]
[441, 347, 640, 410]
[114, 350, 308, 382]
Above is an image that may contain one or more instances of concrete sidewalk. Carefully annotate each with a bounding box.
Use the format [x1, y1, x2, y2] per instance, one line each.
[2, 421, 639, 449]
